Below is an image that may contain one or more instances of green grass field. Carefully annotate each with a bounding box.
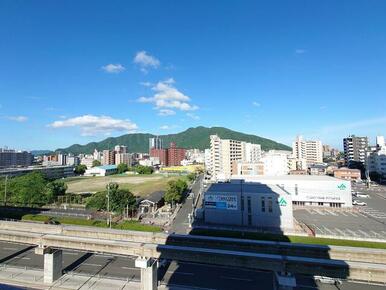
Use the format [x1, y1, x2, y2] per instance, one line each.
[64, 174, 187, 197]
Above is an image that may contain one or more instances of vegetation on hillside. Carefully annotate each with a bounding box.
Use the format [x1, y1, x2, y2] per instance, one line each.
[55, 126, 291, 154]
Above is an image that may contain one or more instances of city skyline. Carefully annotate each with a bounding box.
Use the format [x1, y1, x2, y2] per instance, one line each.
[1, 1, 386, 150]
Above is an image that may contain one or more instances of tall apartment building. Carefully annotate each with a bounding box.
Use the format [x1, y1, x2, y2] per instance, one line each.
[42, 153, 67, 166]
[343, 135, 368, 166]
[114, 145, 127, 154]
[292, 136, 323, 166]
[209, 135, 262, 180]
[115, 152, 133, 166]
[102, 150, 115, 165]
[0, 148, 33, 168]
[167, 142, 186, 166]
[149, 136, 163, 153]
[242, 142, 262, 163]
[367, 136, 386, 178]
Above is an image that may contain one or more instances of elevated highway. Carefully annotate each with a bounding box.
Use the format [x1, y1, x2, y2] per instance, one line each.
[0, 221, 385, 289]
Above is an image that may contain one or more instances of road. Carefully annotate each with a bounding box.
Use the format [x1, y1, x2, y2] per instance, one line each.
[169, 175, 203, 234]
[0, 241, 385, 290]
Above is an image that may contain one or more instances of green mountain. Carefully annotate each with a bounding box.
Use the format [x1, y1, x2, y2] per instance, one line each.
[56, 126, 291, 154]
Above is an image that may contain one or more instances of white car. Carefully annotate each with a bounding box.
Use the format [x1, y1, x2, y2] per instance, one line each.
[314, 276, 342, 285]
[353, 200, 367, 206]
[356, 193, 370, 198]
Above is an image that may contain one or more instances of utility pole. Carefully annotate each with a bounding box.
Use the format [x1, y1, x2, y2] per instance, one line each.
[107, 182, 110, 227]
[4, 175, 8, 207]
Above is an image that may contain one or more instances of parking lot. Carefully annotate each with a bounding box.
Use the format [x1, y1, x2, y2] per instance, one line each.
[294, 182, 386, 240]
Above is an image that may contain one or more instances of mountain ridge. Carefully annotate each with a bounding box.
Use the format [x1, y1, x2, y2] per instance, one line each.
[55, 126, 291, 154]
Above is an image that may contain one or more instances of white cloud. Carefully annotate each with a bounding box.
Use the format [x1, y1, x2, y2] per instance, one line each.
[186, 113, 200, 120]
[101, 63, 126, 73]
[295, 49, 307, 54]
[252, 101, 261, 107]
[160, 125, 170, 130]
[140, 81, 152, 87]
[158, 109, 176, 116]
[48, 115, 138, 136]
[133, 51, 160, 73]
[137, 79, 198, 115]
[7, 116, 28, 122]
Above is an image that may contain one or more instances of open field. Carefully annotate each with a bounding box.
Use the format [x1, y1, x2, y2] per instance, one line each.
[64, 174, 187, 197]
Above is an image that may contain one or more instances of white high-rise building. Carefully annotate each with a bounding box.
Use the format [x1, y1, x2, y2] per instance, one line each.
[261, 150, 291, 176]
[367, 136, 386, 178]
[149, 136, 163, 152]
[242, 142, 262, 163]
[292, 136, 323, 166]
[209, 135, 262, 180]
[115, 152, 133, 166]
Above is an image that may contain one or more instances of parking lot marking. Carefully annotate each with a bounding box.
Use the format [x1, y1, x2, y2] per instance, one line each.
[322, 226, 335, 235]
[326, 210, 338, 216]
[340, 212, 348, 216]
[358, 229, 369, 237]
[315, 209, 325, 215]
[348, 212, 358, 217]
[346, 229, 358, 237]
[334, 228, 346, 236]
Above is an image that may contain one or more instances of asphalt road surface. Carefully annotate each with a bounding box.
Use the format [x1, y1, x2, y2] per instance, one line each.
[0, 241, 385, 290]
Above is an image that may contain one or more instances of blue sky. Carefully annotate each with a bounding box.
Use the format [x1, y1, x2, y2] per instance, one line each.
[1, 1, 386, 150]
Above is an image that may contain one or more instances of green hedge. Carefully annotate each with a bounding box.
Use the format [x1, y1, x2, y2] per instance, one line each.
[191, 229, 386, 250]
[21, 214, 161, 232]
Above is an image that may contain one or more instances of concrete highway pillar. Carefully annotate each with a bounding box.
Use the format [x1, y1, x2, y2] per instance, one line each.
[135, 257, 157, 290]
[35, 247, 63, 284]
[274, 271, 296, 290]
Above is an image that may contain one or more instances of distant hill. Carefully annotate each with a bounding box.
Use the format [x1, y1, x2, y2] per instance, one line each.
[31, 150, 52, 156]
[56, 126, 291, 154]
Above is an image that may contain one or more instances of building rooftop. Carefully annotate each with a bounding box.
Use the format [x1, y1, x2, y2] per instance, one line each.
[96, 165, 117, 170]
[207, 181, 290, 195]
[231, 175, 343, 182]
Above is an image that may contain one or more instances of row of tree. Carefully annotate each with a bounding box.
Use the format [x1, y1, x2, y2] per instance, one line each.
[0, 172, 67, 206]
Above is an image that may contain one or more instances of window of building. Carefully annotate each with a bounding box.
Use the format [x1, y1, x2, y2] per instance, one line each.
[248, 214, 252, 226]
[268, 197, 273, 213]
[295, 184, 298, 195]
[261, 197, 265, 212]
[247, 197, 251, 213]
[241, 195, 244, 211]
[318, 202, 324, 206]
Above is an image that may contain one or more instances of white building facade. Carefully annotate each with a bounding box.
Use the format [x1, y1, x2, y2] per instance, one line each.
[292, 136, 323, 166]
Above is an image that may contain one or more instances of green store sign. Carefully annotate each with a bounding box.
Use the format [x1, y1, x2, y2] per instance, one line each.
[337, 183, 347, 190]
[278, 197, 287, 207]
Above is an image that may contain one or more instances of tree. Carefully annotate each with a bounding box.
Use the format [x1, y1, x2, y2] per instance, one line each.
[86, 183, 136, 214]
[135, 165, 154, 174]
[117, 163, 128, 174]
[45, 180, 68, 203]
[164, 179, 188, 204]
[187, 173, 197, 182]
[9, 172, 48, 206]
[92, 160, 101, 167]
[74, 164, 87, 175]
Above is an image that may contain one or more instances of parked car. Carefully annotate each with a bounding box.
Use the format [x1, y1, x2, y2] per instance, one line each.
[356, 193, 370, 198]
[314, 276, 342, 285]
[353, 200, 367, 206]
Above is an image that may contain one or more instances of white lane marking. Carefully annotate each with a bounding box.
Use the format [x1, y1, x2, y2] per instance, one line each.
[167, 271, 194, 276]
[21, 257, 31, 260]
[334, 228, 346, 236]
[220, 276, 253, 282]
[82, 263, 102, 267]
[358, 229, 369, 237]
[121, 266, 137, 270]
[64, 252, 79, 256]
